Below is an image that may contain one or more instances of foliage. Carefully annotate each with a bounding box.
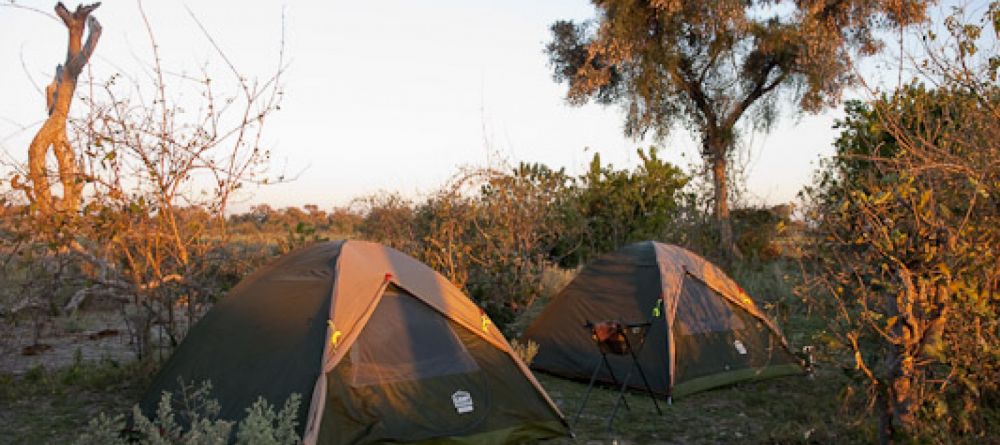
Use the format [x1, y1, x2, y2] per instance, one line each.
[2, 2, 286, 360]
[0, 358, 148, 443]
[458, 163, 577, 323]
[226, 204, 359, 254]
[234, 395, 302, 445]
[357, 149, 687, 330]
[73, 380, 301, 445]
[505, 264, 579, 338]
[358, 164, 579, 328]
[565, 147, 688, 265]
[355, 192, 418, 253]
[801, 18, 999, 439]
[509, 339, 540, 366]
[730, 205, 790, 261]
[0, 357, 148, 401]
[546, 0, 930, 256]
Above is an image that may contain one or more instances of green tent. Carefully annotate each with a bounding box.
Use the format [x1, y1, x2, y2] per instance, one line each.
[523, 241, 802, 399]
[140, 240, 569, 444]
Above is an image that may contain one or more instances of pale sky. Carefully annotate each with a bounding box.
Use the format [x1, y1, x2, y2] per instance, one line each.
[1, 0, 956, 213]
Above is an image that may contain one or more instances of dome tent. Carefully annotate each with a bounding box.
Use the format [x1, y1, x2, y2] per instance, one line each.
[523, 241, 802, 399]
[140, 240, 569, 444]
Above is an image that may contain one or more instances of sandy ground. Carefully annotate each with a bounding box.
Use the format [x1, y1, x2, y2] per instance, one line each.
[0, 310, 137, 375]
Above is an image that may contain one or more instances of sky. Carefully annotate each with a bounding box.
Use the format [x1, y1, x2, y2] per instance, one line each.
[0, 0, 968, 213]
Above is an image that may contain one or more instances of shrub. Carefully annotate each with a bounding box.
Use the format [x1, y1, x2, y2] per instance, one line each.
[73, 380, 301, 445]
[510, 339, 540, 366]
[559, 147, 688, 266]
[801, 80, 998, 441]
[729, 205, 794, 262]
[355, 149, 687, 331]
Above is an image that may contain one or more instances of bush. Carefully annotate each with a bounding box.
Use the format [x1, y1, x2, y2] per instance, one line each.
[74, 380, 301, 445]
[731, 205, 789, 261]
[356, 149, 687, 331]
[563, 147, 689, 265]
[801, 80, 999, 441]
[509, 339, 540, 366]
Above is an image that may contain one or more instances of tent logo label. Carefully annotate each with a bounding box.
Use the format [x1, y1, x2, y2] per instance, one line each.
[452, 390, 474, 414]
[734, 339, 748, 355]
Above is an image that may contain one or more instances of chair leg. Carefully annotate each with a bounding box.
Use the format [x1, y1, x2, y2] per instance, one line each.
[629, 349, 662, 415]
[606, 366, 634, 433]
[602, 354, 630, 411]
[572, 356, 604, 426]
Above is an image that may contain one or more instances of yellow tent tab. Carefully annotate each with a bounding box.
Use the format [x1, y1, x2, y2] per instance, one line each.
[327, 320, 342, 347]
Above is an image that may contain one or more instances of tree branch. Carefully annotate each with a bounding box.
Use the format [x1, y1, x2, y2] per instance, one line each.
[67, 15, 102, 74]
[725, 61, 786, 129]
[54, 2, 72, 25]
[671, 56, 718, 128]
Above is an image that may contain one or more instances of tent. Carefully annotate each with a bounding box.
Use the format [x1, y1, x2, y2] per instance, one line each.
[140, 240, 569, 444]
[523, 241, 802, 399]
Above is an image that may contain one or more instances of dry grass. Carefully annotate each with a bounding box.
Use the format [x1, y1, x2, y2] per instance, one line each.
[510, 339, 541, 365]
[540, 367, 866, 444]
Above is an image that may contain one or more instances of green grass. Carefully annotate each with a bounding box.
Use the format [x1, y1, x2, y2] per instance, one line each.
[0, 359, 150, 445]
[530, 258, 876, 444]
[539, 368, 870, 444]
[0, 360, 869, 445]
[0, 258, 876, 444]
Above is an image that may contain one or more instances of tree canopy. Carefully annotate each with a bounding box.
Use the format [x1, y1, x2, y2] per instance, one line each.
[547, 0, 930, 256]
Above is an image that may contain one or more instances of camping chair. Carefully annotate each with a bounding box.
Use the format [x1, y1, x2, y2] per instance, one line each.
[572, 319, 662, 432]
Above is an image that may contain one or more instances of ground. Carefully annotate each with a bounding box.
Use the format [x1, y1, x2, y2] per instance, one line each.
[1, 310, 135, 375]
[0, 362, 148, 444]
[0, 345, 868, 444]
[0, 309, 145, 445]
[0, 263, 873, 444]
[540, 370, 865, 444]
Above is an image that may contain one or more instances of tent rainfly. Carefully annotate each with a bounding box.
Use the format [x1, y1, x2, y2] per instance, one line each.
[140, 240, 569, 444]
[523, 241, 803, 399]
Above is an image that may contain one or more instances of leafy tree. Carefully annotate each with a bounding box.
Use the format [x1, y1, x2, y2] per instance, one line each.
[546, 0, 929, 257]
[465, 164, 580, 324]
[803, 81, 998, 442]
[570, 146, 688, 263]
[801, 6, 999, 440]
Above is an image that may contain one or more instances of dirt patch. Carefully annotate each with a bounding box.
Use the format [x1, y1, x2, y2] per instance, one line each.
[0, 310, 137, 375]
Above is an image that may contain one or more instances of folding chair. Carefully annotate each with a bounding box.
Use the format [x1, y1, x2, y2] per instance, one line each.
[572, 319, 663, 432]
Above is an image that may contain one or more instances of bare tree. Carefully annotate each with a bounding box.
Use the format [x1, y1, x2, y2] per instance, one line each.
[10, 1, 285, 359]
[23, 2, 101, 217]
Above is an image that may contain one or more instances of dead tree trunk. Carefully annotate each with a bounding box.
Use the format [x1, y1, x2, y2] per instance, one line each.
[25, 2, 102, 216]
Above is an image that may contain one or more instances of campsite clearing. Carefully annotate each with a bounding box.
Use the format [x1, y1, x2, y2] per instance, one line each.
[0, 359, 863, 444]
